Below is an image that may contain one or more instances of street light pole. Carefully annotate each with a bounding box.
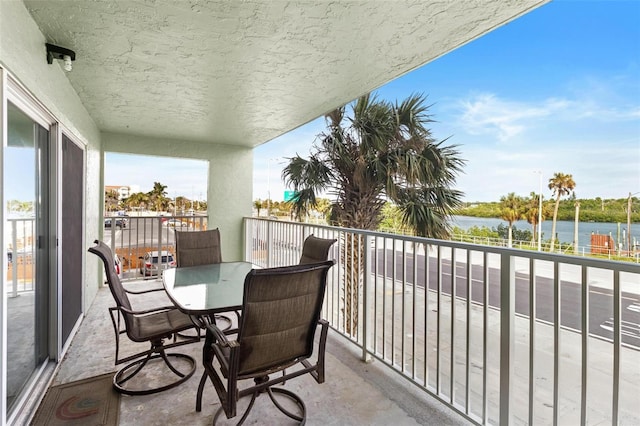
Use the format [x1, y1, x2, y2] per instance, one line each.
[267, 159, 272, 217]
[266, 158, 278, 217]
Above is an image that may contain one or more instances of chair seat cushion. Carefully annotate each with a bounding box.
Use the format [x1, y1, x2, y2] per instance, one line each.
[129, 309, 195, 342]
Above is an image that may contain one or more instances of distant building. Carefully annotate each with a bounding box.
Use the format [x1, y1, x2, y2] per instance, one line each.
[105, 185, 133, 200]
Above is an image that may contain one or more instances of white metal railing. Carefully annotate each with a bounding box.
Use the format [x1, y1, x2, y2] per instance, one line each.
[5, 218, 36, 296]
[104, 214, 207, 280]
[244, 217, 640, 426]
[380, 227, 640, 261]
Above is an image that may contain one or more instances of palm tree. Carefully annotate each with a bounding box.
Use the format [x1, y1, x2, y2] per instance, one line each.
[548, 172, 576, 252]
[523, 192, 540, 246]
[147, 182, 169, 213]
[124, 192, 149, 211]
[253, 200, 263, 217]
[282, 93, 465, 333]
[499, 192, 524, 248]
[523, 191, 551, 247]
[175, 196, 189, 214]
[283, 93, 464, 235]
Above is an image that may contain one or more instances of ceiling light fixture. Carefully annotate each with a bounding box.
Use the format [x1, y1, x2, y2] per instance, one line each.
[46, 43, 76, 72]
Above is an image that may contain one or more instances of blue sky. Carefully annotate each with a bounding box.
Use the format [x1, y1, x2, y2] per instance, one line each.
[254, 0, 640, 203]
[102, 1, 639, 204]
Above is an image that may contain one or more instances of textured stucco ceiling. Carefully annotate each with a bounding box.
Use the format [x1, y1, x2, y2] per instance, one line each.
[24, 0, 548, 148]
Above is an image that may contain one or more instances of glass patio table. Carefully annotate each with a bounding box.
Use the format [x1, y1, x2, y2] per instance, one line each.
[163, 261, 256, 412]
[162, 261, 255, 317]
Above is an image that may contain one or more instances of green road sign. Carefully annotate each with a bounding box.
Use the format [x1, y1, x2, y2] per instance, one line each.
[284, 190, 296, 202]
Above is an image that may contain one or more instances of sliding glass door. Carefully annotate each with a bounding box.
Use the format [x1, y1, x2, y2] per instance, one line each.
[4, 101, 51, 415]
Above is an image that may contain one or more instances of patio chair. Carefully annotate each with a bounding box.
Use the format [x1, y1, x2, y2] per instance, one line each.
[299, 234, 337, 264]
[88, 240, 198, 395]
[174, 228, 234, 334]
[197, 260, 334, 424]
[175, 228, 222, 266]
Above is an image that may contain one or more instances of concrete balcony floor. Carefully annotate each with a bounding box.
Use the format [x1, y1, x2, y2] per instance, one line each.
[46, 278, 468, 425]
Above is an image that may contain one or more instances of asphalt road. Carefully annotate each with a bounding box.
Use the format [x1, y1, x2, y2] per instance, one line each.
[103, 216, 187, 247]
[375, 248, 640, 348]
[104, 226, 640, 347]
[103, 217, 189, 277]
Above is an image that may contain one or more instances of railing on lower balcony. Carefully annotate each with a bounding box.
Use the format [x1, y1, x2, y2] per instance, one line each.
[244, 217, 640, 426]
[104, 214, 208, 280]
[6, 218, 36, 296]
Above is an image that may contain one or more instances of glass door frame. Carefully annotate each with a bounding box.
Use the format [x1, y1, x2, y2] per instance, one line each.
[1, 68, 61, 425]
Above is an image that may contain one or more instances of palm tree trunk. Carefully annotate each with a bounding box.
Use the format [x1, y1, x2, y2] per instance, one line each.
[341, 232, 363, 336]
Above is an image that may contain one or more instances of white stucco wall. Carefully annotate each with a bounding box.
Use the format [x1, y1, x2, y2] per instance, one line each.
[0, 1, 103, 309]
[102, 132, 253, 261]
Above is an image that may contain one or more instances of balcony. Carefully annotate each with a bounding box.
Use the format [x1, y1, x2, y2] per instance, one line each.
[31, 218, 640, 425]
[51, 275, 465, 425]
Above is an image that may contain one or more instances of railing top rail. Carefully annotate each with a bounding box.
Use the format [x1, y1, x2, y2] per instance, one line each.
[245, 217, 640, 273]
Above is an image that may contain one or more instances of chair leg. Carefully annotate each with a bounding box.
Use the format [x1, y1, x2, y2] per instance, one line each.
[212, 391, 259, 426]
[210, 378, 306, 425]
[196, 371, 208, 412]
[161, 348, 192, 377]
[113, 349, 196, 396]
[267, 387, 306, 424]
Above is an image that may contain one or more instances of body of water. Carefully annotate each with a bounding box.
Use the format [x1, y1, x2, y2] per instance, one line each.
[450, 215, 637, 249]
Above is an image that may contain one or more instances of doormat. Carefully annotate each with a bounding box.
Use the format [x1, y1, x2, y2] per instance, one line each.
[30, 373, 120, 426]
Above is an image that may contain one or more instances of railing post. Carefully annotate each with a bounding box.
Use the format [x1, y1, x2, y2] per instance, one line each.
[499, 252, 515, 425]
[362, 234, 372, 362]
[266, 220, 273, 268]
[243, 218, 249, 261]
[10, 220, 18, 298]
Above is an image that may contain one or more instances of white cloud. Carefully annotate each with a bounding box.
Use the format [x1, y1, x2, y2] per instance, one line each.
[455, 90, 640, 144]
[456, 94, 553, 141]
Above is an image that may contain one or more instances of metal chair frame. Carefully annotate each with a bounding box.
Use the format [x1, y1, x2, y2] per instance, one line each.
[89, 240, 199, 395]
[196, 261, 333, 425]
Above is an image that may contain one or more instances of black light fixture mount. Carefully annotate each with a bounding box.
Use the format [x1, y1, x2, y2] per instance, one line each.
[46, 43, 76, 72]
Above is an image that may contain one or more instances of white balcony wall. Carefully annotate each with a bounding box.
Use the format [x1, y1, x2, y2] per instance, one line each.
[0, 0, 102, 308]
[102, 132, 252, 261]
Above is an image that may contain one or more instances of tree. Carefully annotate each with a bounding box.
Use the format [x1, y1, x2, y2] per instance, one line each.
[282, 93, 464, 333]
[378, 202, 408, 234]
[523, 191, 551, 246]
[104, 189, 120, 212]
[314, 198, 332, 222]
[176, 196, 189, 214]
[253, 200, 263, 217]
[283, 93, 464, 236]
[548, 172, 576, 252]
[7, 200, 33, 214]
[499, 192, 524, 247]
[147, 182, 169, 212]
[123, 192, 149, 210]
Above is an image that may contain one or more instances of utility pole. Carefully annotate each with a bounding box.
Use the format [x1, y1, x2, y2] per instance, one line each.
[266, 158, 278, 217]
[574, 201, 580, 255]
[628, 192, 632, 255]
[267, 159, 272, 217]
[535, 170, 543, 251]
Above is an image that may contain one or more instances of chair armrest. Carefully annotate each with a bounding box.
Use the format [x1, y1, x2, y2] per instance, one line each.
[123, 286, 165, 295]
[119, 305, 176, 316]
[205, 322, 238, 348]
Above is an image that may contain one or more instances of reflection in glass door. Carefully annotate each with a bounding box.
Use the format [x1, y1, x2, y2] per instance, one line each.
[4, 102, 50, 414]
